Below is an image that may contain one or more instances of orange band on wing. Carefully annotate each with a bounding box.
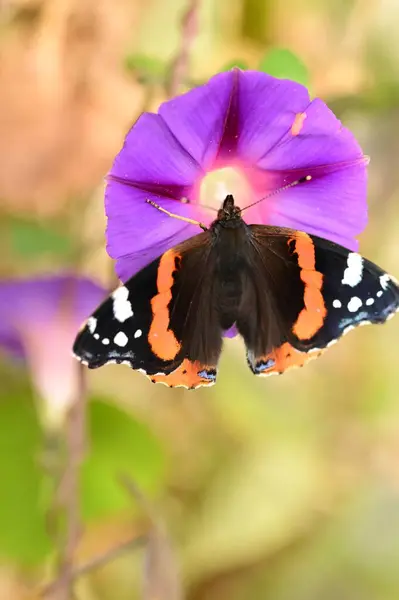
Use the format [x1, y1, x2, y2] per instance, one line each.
[148, 250, 182, 361]
[290, 233, 326, 340]
[254, 342, 323, 376]
[150, 359, 216, 389]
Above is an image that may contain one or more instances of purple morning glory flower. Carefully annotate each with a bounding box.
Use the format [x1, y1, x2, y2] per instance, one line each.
[0, 275, 105, 428]
[106, 68, 368, 283]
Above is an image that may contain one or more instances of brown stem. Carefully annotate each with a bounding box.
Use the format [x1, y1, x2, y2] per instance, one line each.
[167, 0, 200, 97]
[43, 363, 86, 600]
[42, 535, 147, 597]
[119, 473, 161, 526]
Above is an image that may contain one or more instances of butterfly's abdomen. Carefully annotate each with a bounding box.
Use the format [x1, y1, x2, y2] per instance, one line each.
[213, 225, 252, 330]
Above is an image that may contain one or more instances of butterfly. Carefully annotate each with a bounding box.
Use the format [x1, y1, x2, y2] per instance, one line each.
[73, 190, 399, 389]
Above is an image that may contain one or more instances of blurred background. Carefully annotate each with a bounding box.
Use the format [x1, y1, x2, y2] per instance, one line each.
[1, 0, 399, 598]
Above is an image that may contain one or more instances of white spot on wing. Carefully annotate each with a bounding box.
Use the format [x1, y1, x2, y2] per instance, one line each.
[380, 274, 391, 290]
[114, 331, 128, 347]
[94, 333, 100, 340]
[377, 290, 383, 298]
[102, 338, 110, 345]
[347, 296, 362, 312]
[332, 299, 342, 308]
[112, 286, 133, 323]
[87, 317, 97, 334]
[341, 252, 363, 287]
[134, 329, 142, 339]
[366, 298, 374, 306]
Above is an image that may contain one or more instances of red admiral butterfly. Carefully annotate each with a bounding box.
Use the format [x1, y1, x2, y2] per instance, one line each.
[73, 190, 399, 389]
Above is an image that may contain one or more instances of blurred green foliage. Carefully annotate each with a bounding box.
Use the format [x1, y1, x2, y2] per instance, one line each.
[81, 398, 166, 521]
[0, 380, 165, 566]
[8, 218, 72, 261]
[0, 389, 51, 565]
[259, 48, 310, 87]
[124, 53, 168, 82]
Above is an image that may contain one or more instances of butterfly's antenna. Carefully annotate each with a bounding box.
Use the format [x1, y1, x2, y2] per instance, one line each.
[181, 197, 219, 213]
[146, 199, 208, 231]
[240, 175, 312, 213]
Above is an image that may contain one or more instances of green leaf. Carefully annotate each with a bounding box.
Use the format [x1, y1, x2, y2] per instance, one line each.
[0, 388, 166, 564]
[81, 399, 166, 521]
[124, 53, 167, 81]
[0, 383, 166, 564]
[0, 391, 51, 565]
[258, 48, 309, 87]
[220, 60, 249, 72]
[9, 218, 72, 260]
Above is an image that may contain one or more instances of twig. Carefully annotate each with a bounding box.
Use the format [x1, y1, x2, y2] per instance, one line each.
[42, 535, 147, 597]
[119, 474, 161, 527]
[120, 474, 183, 600]
[44, 363, 87, 600]
[167, 0, 200, 97]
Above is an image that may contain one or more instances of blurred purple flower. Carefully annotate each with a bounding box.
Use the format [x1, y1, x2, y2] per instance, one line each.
[106, 68, 368, 282]
[0, 275, 105, 428]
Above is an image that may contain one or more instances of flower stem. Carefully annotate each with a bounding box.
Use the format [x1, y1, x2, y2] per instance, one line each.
[44, 363, 86, 600]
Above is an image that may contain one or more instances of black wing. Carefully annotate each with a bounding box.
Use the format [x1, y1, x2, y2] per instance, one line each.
[236, 225, 399, 376]
[73, 233, 223, 389]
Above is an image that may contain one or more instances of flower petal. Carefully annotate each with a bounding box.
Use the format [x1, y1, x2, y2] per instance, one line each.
[258, 98, 364, 169]
[159, 72, 235, 170]
[0, 332, 24, 360]
[105, 182, 210, 281]
[217, 70, 311, 164]
[0, 275, 106, 427]
[110, 113, 201, 187]
[0, 275, 105, 361]
[112, 221, 199, 283]
[264, 164, 368, 250]
[106, 110, 215, 281]
[221, 74, 368, 247]
[105, 68, 368, 287]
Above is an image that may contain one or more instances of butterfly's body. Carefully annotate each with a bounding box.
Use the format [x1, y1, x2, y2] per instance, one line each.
[207, 198, 258, 335]
[73, 195, 399, 388]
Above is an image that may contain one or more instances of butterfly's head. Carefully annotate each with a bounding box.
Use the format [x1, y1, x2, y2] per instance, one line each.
[217, 194, 242, 225]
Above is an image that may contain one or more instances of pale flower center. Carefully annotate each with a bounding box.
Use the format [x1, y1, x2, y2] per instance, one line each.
[198, 167, 253, 211]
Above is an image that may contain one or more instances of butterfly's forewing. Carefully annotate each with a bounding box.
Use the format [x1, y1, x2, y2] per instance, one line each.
[73, 233, 222, 388]
[239, 225, 399, 376]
